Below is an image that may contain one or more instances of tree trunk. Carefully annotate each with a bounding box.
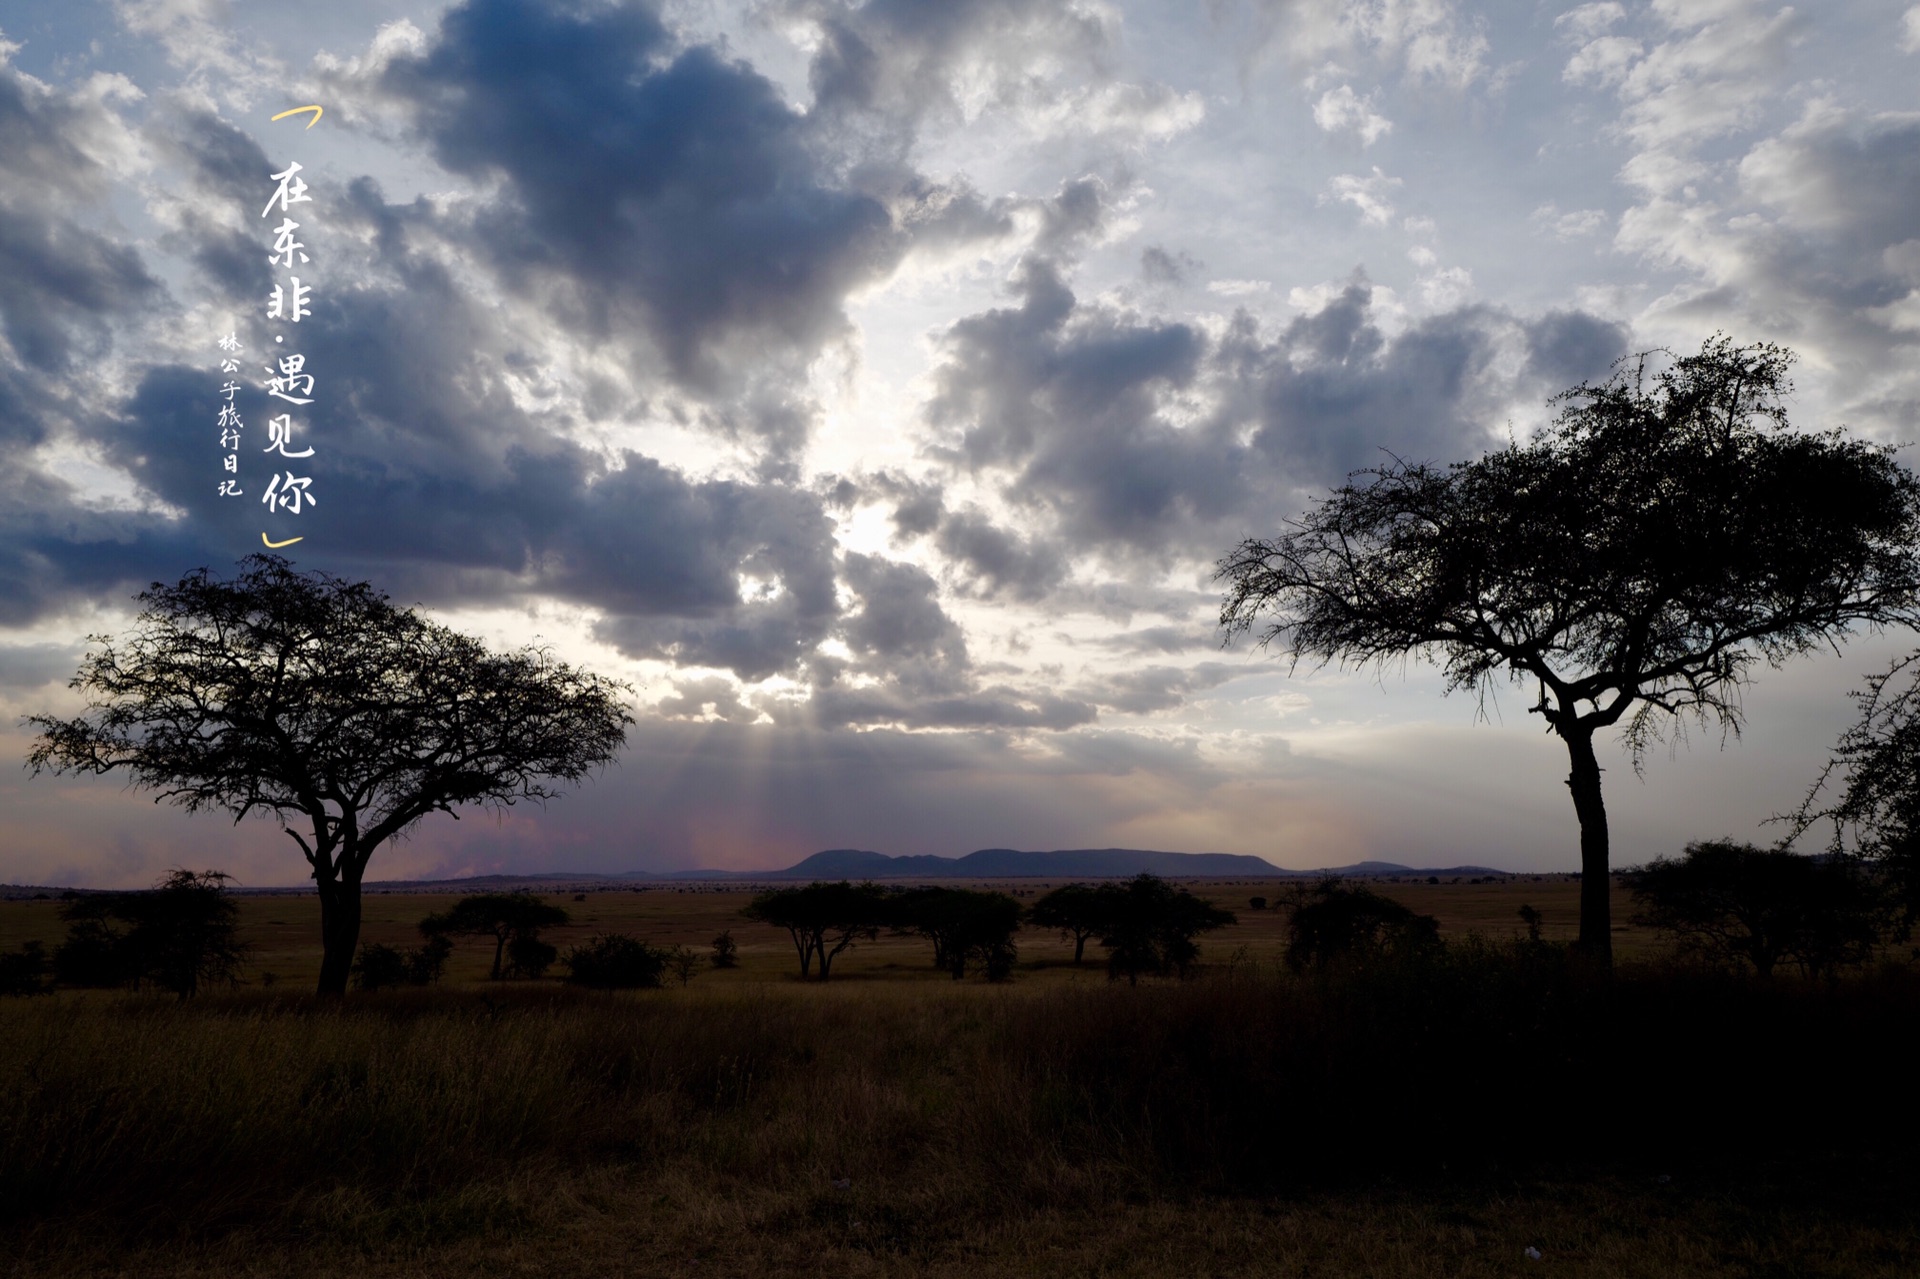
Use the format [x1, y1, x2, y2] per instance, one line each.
[315, 869, 364, 996]
[1560, 726, 1613, 967]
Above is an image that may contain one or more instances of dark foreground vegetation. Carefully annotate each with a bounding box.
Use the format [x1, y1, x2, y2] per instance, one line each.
[5, 943, 1919, 1276]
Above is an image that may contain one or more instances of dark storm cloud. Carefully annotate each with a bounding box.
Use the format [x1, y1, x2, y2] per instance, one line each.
[840, 551, 970, 689]
[0, 642, 84, 689]
[931, 507, 1067, 601]
[376, 0, 910, 397]
[925, 256, 1228, 556]
[0, 66, 159, 380]
[149, 104, 275, 301]
[1522, 309, 1631, 388]
[1075, 661, 1242, 714]
[1094, 624, 1213, 655]
[759, 550, 1097, 730]
[0, 56, 218, 626]
[1140, 245, 1196, 287]
[923, 263, 1618, 573]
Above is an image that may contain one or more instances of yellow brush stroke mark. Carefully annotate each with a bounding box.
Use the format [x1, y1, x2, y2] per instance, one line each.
[262, 533, 304, 548]
[270, 105, 323, 129]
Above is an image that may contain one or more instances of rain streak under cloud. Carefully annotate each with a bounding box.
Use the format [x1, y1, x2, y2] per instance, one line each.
[3, 0, 1920, 886]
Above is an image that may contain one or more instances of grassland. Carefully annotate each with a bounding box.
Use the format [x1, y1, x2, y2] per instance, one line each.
[3, 877, 1916, 1278]
[0, 871, 1662, 990]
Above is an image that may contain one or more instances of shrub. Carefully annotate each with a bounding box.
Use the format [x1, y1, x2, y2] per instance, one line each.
[710, 930, 738, 968]
[505, 936, 558, 980]
[0, 943, 48, 996]
[1283, 879, 1442, 972]
[352, 936, 453, 991]
[51, 871, 246, 997]
[1628, 840, 1890, 977]
[563, 934, 666, 989]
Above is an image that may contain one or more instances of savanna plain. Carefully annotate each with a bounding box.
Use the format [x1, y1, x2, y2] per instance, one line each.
[3, 876, 1917, 1278]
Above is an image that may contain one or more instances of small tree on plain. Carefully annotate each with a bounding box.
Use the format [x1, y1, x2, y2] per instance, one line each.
[1282, 879, 1442, 972]
[0, 943, 48, 996]
[887, 887, 1023, 979]
[52, 869, 247, 998]
[25, 556, 632, 995]
[1217, 338, 1920, 966]
[421, 892, 570, 980]
[1028, 883, 1112, 964]
[710, 930, 739, 969]
[740, 881, 890, 980]
[563, 934, 666, 989]
[1097, 874, 1237, 984]
[666, 944, 702, 987]
[1627, 840, 1888, 978]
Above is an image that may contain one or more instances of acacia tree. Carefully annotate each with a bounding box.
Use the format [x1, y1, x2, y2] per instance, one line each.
[741, 881, 890, 980]
[1217, 338, 1920, 964]
[421, 892, 571, 980]
[1787, 653, 1920, 932]
[1028, 883, 1111, 964]
[26, 556, 632, 995]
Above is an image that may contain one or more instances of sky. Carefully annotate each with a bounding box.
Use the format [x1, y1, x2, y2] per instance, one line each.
[3, 0, 1920, 888]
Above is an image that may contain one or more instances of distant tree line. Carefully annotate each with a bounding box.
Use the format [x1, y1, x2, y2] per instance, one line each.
[740, 873, 1237, 983]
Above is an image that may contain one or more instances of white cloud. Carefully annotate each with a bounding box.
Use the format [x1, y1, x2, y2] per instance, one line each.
[1554, 2, 1627, 42]
[1902, 6, 1920, 53]
[1531, 203, 1610, 240]
[1207, 278, 1273, 296]
[1563, 35, 1642, 87]
[1312, 83, 1393, 145]
[1325, 166, 1403, 226]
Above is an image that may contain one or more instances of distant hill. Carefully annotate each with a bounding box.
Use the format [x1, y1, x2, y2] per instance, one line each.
[734, 849, 1516, 880]
[342, 850, 1517, 891]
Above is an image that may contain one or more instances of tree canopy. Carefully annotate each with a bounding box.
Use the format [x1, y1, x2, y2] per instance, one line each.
[1787, 652, 1920, 932]
[741, 881, 892, 980]
[421, 892, 572, 980]
[1628, 840, 1888, 978]
[26, 555, 632, 994]
[1217, 337, 1920, 963]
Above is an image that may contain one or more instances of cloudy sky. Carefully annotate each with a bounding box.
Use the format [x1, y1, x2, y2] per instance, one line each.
[3, 0, 1919, 887]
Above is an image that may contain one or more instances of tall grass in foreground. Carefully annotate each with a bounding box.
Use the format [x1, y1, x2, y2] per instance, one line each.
[4, 943, 1918, 1247]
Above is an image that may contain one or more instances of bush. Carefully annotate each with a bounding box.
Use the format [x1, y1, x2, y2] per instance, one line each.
[563, 934, 666, 989]
[352, 936, 453, 992]
[51, 871, 246, 997]
[1283, 879, 1442, 972]
[1097, 874, 1236, 984]
[505, 935, 558, 980]
[710, 930, 738, 969]
[1628, 840, 1890, 977]
[0, 943, 48, 996]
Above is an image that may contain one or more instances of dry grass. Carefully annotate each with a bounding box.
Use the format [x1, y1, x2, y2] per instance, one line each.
[3, 880, 1914, 1276]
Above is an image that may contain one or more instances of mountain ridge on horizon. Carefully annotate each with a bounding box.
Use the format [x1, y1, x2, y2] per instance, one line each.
[359, 847, 1516, 889]
[4, 849, 1524, 896]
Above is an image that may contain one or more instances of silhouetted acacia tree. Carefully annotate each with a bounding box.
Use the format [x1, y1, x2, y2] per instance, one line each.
[741, 881, 890, 980]
[25, 556, 632, 995]
[1097, 874, 1237, 984]
[1282, 879, 1442, 972]
[1217, 338, 1920, 965]
[888, 887, 1023, 980]
[421, 892, 570, 980]
[1787, 652, 1920, 933]
[52, 869, 247, 998]
[1628, 840, 1888, 978]
[1028, 883, 1113, 964]
[710, 930, 739, 969]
